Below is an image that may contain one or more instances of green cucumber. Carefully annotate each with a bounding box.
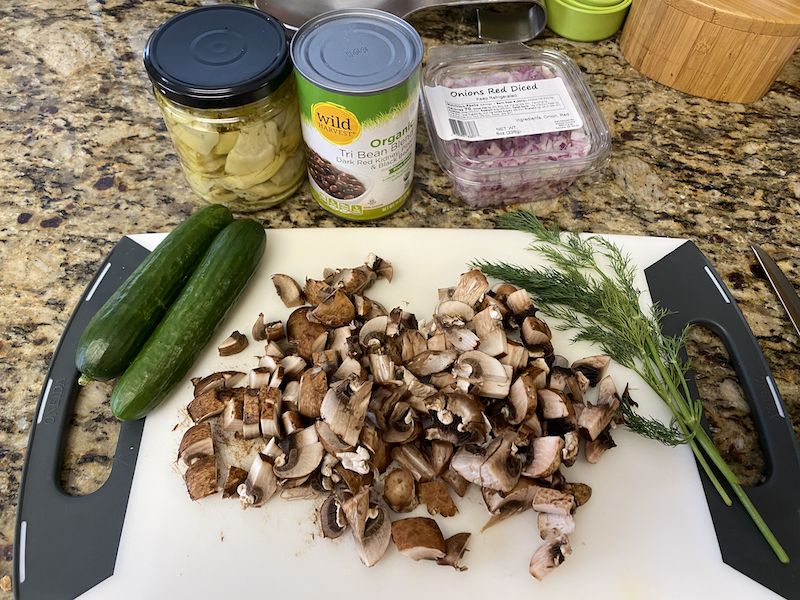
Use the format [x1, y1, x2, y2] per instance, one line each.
[110, 219, 266, 421]
[76, 204, 234, 382]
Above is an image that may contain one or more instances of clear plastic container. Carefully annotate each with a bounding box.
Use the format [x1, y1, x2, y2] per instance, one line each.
[144, 6, 305, 212]
[420, 43, 611, 207]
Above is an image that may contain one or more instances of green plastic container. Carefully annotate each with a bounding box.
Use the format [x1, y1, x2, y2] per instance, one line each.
[545, 0, 631, 41]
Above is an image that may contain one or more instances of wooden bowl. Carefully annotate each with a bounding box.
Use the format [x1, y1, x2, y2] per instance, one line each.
[619, 0, 800, 103]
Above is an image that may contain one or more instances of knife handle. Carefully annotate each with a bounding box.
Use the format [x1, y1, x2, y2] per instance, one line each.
[13, 237, 149, 600]
[646, 241, 800, 596]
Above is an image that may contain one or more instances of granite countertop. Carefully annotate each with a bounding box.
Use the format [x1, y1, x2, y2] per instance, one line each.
[1, 0, 799, 595]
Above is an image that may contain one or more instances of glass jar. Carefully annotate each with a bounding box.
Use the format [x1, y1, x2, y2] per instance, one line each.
[143, 6, 305, 212]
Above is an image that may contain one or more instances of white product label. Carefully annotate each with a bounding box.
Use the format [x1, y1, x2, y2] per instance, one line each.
[424, 77, 583, 141]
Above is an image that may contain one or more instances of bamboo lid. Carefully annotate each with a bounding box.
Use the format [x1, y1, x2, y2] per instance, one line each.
[665, 0, 800, 36]
[620, 0, 800, 103]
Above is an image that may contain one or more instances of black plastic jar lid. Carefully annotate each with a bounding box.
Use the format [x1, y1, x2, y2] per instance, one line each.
[143, 5, 291, 109]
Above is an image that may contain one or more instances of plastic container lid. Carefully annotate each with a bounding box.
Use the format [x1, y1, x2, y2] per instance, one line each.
[143, 5, 292, 109]
[420, 43, 611, 207]
[291, 8, 423, 95]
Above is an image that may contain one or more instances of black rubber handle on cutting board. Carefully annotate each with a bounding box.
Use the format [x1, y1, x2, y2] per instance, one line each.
[13, 236, 149, 600]
[645, 240, 800, 600]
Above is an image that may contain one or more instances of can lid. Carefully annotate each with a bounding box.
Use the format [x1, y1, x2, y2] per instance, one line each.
[291, 9, 423, 95]
[143, 5, 292, 109]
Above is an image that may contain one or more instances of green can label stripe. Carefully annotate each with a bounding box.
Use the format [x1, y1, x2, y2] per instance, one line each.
[294, 70, 421, 127]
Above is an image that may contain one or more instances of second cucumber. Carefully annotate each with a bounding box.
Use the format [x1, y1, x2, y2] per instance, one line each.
[110, 219, 266, 421]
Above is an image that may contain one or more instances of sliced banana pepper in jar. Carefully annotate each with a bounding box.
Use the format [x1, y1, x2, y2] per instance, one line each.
[157, 78, 306, 211]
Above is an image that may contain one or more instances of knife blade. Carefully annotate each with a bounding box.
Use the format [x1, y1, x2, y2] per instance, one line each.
[646, 241, 800, 600]
[750, 242, 800, 338]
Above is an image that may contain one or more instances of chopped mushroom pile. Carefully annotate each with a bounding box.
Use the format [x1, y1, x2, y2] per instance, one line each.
[178, 255, 627, 579]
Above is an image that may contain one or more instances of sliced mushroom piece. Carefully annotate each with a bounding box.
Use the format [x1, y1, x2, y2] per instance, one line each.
[499, 339, 530, 373]
[310, 288, 355, 328]
[303, 278, 332, 306]
[538, 512, 576, 540]
[298, 366, 327, 419]
[505, 288, 538, 320]
[368, 353, 396, 385]
[523, 436, 566, 479]
[281, 355, 307, 380]
[453, 350, 511, 399]
[391, 444, 438, 482]
[333, 462, 373, 494]
[281, 410, 305, 436]
[327, 265, 376, 295]
[238, 453, 278, 509]
[451, 268, 489, 308]
[218, 330, 248, 356]
[359, 426, 391, 473]
[221, 388, 245, 434]
[286, 307, 327, 343]
[450, 444, 487, 488]
[297, 329, 329, 364]
[392, 517, 447, 562]
[406, 349, 459, 378]
[192, 371, 246, 396]
[320, 378, 373, 447]
[328, 324, 355, 362]
[426, 332, 450, 351]
[320, 494, 348, 539]
[548, 365, 573, 393]
[222, 465, 249, 499]
[252, 313, 269, 342]
[383, 467, 418, 513]
[342, 488, 392, 568]
[538, 388, 573, 420]
[283, 423, 321, 452]
[178, 422, 214, 466]
[570, 355, 611, 387]
[272, 273, 305, 308]
[332, 356, 367, 382]
[242, 389, 261, 439]
[187, 389, 224, 423]
[396, 329, 428, 363]
[426, 440, 454, 477]
[507, 371, 538, 425]
[185, 455, 218, 501]
[358, 315, 389, 350]
[585, 428, 616, 464]
[259, 385, 282, 439]
[381, 402, 422, 445]
[529, 534, 572, 581]
[316, 419, 355, 455]
[418, 480, 459, 517]
[483, 476, 540, 514]
[479, 431, 523, 493]
[532, 487, 577, 516]
[274, 441, 324, 479]
[364, 253, 393, 282]
[473, 305, 507, 357]
[562, 430, 581, 467]
[559, 481, 593, 508]
[248, 366, 273, 389]
[437, 532, 471, 571]
[578, 391, 620, 441]
[335, 445, 372, 475]
[441, 467, 470, 497]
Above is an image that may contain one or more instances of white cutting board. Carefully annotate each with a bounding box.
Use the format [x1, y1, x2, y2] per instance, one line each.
[78, 228, 780, 600]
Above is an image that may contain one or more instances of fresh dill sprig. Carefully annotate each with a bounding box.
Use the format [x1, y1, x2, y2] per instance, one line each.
[472, 209, 789, 564]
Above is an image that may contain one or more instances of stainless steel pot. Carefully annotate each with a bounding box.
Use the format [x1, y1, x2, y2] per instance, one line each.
[254, 0, 547, 41]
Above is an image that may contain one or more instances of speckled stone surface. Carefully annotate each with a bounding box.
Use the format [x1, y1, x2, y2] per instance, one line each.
[1, 0, 799, 595]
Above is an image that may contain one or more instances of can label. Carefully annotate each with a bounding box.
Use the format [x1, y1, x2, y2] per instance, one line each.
[295, 73, 419, 220]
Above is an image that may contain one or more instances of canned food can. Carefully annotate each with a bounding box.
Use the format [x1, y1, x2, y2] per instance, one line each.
[291, 9, 424, 220]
